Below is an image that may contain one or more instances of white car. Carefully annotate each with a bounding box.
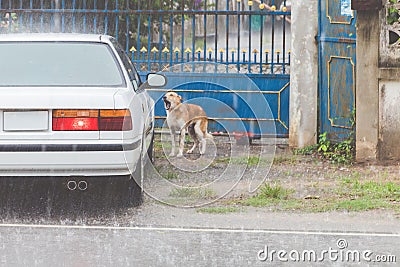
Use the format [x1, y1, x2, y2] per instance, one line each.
[0, 34, 164, 206]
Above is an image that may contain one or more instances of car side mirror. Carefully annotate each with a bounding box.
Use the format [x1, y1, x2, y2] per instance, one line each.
[146, 73, 167, 87]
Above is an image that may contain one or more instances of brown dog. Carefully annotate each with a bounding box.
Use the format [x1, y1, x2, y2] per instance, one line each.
[163, 91, 213, 157]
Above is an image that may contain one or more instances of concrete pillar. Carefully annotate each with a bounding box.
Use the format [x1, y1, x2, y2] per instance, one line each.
[289, 0, 319, 148]
[355, 11, 379, 161]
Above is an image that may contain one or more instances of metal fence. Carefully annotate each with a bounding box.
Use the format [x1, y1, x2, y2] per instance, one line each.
[0, 0, 291, 137]
[0, 0, 291, 76]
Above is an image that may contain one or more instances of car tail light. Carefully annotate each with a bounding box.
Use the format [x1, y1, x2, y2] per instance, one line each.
[99, 110, 132, 131]
[52, 109, 132, 131]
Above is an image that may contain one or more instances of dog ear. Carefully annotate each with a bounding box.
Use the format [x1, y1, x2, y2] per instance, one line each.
[178, 95, 183, 101]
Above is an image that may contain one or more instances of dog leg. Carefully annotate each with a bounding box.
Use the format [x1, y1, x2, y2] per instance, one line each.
[194, 121, 207, 155]
[187, 142, 197, 154]
[199, 138, 206, 155]
[177, 128, 186, 157]
[169, 129, 176, 157]
[187, 123, 198, 154]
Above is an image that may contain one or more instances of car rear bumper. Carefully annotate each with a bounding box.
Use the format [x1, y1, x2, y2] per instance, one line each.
[0, 141, 141, 176]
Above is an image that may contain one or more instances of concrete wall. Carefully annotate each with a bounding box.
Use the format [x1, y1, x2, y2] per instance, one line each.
[355, 10, 380, 161]
[378, 5, 400, 159]
[379, 74, 400, 159]
[356, 7, 400, 161]
[289, 0, 319, 148]
[288, 1, 400, 161]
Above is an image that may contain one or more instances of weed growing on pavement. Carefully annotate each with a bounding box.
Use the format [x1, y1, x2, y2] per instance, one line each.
[258, 183, 294, 199]
[169, 187, 217, 199]
[240, 183, 294, 207]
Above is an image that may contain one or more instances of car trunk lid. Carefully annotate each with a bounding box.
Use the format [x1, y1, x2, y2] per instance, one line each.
[0, 87, 120, 140]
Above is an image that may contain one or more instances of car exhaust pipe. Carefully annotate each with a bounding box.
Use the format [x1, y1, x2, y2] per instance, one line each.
[67, 180, 77, 191]
[78, 180, 88, 191]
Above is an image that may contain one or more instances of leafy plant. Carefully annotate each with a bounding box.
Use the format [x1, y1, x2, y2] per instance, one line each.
[293, 132, 354, 164]
[387, 1, 400, 25]
[317, 132, 331, 154]
[387, 7, 399, 25]
[317, 132, 354, 164]
[295, 108, 355, 164]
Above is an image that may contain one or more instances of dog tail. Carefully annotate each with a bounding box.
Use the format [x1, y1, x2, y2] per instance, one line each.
[181, 116, 214, 140]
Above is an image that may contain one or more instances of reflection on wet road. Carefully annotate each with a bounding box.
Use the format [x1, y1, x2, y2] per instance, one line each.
[0, 224, 398, 266]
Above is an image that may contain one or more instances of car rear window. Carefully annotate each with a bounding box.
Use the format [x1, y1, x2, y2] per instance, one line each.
[0, 42, 125, 87]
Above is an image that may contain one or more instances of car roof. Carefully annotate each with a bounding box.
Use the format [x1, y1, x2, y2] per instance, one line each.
[0, 33, 112, 43]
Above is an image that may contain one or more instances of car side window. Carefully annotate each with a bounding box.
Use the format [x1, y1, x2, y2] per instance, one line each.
[111, 39, 141, 91]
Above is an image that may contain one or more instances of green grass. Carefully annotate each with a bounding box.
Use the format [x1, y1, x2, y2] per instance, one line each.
[329, 176, 400, 211]
[293, 145, 318, 156]
[213, 156, 270, 166]
[240, 183, 294, 207]
[337, 176, 400, 200]
[273, 155, 298, 165]
[238, 177, 400, 212]
[258, 183, 294, 199]
[333, 198, 391, 211]
[169, 187, 217, 199]
[196, 206, 242, 214]
[154, 141, 172, 151]
[163, 171, 178, 180]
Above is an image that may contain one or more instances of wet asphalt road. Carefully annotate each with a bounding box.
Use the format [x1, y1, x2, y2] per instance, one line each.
[0, 190, 399, 267]
[0, 145, 398, 266]
[0, 223, 399, 266]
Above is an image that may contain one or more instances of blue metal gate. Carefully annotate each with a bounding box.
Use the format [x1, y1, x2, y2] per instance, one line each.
[318, 0, 356, 141]
[0, 0, 291, 138]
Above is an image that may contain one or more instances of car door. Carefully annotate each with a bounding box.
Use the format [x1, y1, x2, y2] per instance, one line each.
[112, 41, 153, 151]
